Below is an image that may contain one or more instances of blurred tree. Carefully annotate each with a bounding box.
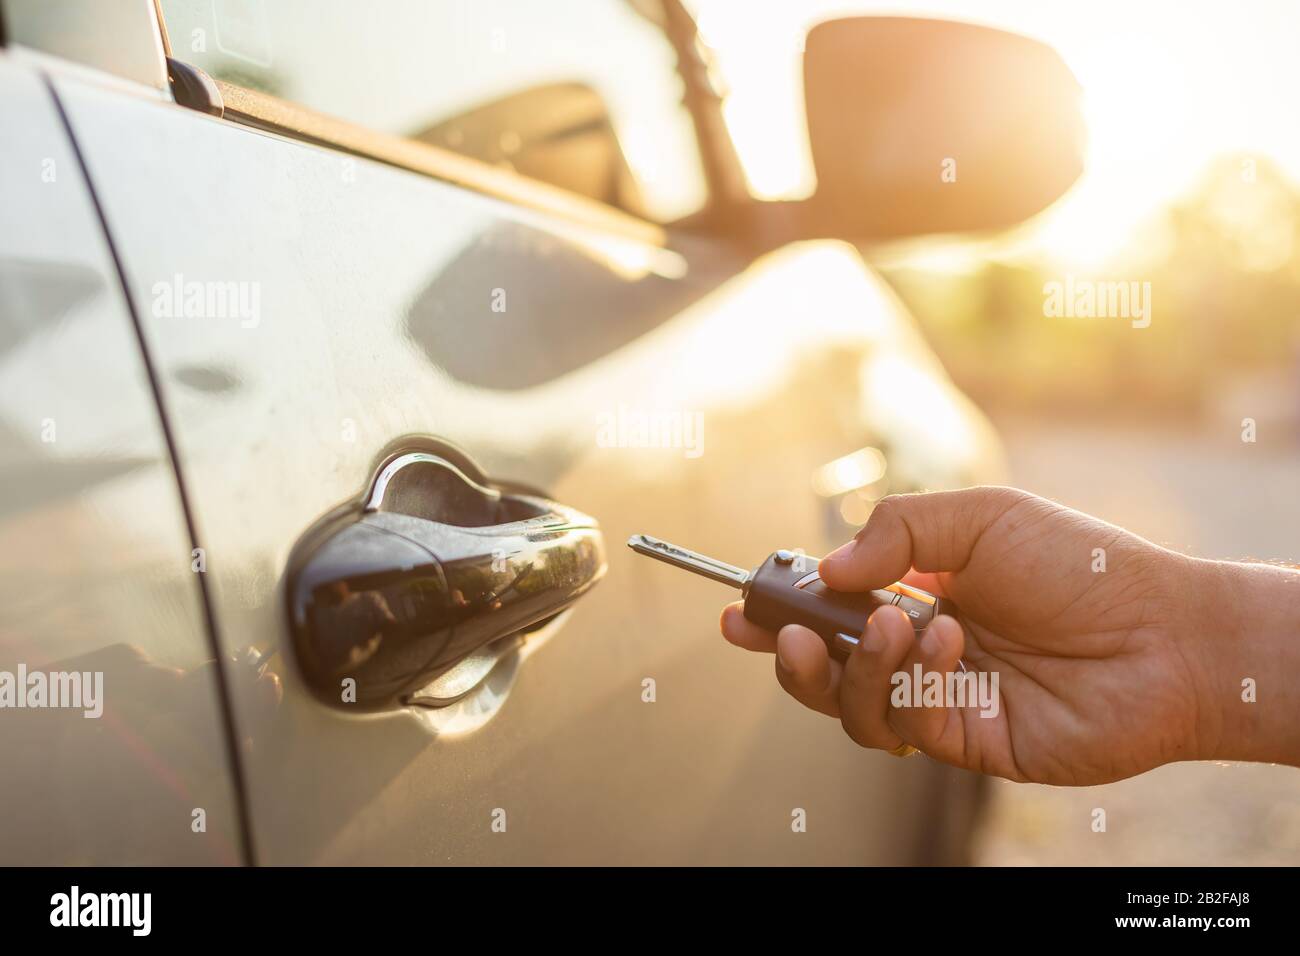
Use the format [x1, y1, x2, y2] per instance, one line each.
[881, 154, 1300, 420]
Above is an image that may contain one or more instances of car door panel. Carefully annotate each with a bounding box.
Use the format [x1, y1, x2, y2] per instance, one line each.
[0, 54, 243, 865]
[55, 73, 997, 864]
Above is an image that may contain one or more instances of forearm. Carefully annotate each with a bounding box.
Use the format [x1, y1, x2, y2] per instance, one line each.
[1191, 557, 1300, 766]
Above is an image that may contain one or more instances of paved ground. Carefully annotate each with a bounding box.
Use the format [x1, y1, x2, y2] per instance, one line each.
[972, 413, 1300, 865]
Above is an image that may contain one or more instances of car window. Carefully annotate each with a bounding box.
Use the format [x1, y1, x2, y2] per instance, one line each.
[158, 0, 708, 223]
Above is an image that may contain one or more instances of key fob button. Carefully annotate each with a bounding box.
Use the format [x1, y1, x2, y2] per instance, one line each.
[895, 596, 933, 625]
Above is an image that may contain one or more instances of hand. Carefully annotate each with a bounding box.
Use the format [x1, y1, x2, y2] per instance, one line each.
[720, 487, 1300, 785]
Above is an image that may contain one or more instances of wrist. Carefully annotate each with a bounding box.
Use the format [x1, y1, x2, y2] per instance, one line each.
[1187, 557, 1300, 765]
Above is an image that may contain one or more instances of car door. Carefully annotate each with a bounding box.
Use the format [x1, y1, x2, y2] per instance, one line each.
[0, 48, 244, 865]
[47, 0, 998, 863]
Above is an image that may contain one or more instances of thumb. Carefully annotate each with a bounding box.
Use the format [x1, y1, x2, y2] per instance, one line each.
[818, 487, 1030, 591]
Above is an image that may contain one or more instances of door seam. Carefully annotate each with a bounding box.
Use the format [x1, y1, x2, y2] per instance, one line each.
[43, 73, 258, 867]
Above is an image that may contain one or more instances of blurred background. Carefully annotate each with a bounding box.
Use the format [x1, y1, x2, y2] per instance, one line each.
[696, 0, 1300, 865]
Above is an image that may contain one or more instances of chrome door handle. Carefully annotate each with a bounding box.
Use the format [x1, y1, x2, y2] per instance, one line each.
[286, 451, 605, 709]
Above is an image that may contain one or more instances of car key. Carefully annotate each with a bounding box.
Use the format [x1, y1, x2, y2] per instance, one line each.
[627, 534, 960, 661]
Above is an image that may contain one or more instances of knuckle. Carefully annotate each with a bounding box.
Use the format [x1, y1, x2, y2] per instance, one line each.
[980, 485, 1035, 519]
[871, 494, 906, 522]
[858, 495, 902, 538]
[774, 658, 809, 698]
[840, 714, 878, 749]
[840, 653, 873, 693]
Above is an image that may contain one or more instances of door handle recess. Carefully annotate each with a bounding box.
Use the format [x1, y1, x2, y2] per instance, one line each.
[286, 451, 605, 709]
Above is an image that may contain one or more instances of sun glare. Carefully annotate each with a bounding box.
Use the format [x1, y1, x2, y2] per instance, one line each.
[693, 0, 1300, 269]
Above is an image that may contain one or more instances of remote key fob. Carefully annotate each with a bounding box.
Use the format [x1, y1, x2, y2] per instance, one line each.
[628, 534, 959, 661]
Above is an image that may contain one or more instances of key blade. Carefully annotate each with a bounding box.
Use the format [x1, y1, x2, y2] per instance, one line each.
[627, 534, 750, 589]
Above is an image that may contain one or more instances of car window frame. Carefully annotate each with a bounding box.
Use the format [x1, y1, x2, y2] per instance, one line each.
[151, 0, 702, 246]
[4, 0, 751, 244]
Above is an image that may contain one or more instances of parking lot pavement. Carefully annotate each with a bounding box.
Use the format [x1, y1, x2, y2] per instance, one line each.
[974, 413, 1300, 866]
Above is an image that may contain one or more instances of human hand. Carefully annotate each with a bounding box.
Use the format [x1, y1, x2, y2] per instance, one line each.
[720, 487, 1300, 784]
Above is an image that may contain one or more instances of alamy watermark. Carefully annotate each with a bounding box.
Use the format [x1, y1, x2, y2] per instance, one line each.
[0, 665, 103, 718]
[1043, 275, 1151, 328]
[50, 886, 150, 936]
[890, 663, 1000, 718]
[151, 273, 261, 328]
[596, 404, 704, 459]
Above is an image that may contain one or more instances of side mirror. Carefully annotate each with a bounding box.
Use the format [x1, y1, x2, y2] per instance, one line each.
[800, 17, 1085, 240]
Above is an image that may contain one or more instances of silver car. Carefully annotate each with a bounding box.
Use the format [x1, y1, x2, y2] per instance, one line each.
[0, 0, 1080, 864]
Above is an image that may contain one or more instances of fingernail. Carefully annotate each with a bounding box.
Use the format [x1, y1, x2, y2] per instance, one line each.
[861, 619, 885, 653]
[822, 539, 859, 568]
[920, 625, 943, 658]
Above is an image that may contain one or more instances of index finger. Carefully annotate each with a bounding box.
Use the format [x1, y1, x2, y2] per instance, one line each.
[817, 487, 1029, 592]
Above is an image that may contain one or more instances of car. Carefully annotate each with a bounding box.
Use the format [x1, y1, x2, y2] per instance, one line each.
[0, 0, 1082, 864]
